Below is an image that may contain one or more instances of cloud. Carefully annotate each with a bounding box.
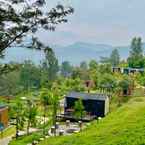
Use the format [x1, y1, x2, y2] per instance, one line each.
[38, 0, 145, 46]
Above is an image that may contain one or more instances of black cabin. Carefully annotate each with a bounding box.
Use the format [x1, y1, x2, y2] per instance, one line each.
[64, 92, 109, 118]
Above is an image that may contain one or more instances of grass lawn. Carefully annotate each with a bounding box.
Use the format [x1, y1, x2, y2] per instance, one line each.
[0, 126, 16, 139]
[38, 96, 145, 145]
[9, 132, 42, 145]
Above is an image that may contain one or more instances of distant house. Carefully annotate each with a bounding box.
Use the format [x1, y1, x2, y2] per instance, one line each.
[112, 67, 123, 73]
[112, 67, 144, 74]
[123, 68, 144, 74]
[0, 105, 8, 128]
[64, 92, 109, 119]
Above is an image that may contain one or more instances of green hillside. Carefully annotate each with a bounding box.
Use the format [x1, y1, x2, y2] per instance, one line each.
[39, 97, 145, 145]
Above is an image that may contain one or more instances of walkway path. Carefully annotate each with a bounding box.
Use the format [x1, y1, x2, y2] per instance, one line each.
[0, 136, 12, 145]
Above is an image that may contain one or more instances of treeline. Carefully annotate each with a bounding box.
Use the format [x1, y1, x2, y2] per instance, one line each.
[1, 37, 145, 97]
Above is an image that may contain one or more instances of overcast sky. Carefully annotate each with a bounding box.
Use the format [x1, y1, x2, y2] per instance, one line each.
[39, 0, 145, 46]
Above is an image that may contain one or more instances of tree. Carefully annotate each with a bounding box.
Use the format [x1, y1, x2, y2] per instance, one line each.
[100, 49, 120, 66]
[100, 56, 110, 64]
[74, 98, 85, 120]
[0, 0, 74, 54]
[118, 75, 132, 95]
[41, 48, 59, 87]
[20, 61, 41, 91]
[110, 49, 120, 66]
[24, 99, 37, 135]
[128, 37, 144, 68]
[61, 61, 72, 77]
[98, 73, 117, 93]
[40, 88, 50, 135]
[50, 82, 60, 134]
[10, 97, 25, 138]
[0, 63, 19, 76]
[99, 64, 112, 74]
[80, 61, 88, 70]
[89, 60, 98, 70]
[0, 70, 20, 96]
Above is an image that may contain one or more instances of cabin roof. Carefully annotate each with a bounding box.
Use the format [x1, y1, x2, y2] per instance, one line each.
[125, 67, 144, 71]
[112, 67, 144, 71]
[66, 92, 108, 101]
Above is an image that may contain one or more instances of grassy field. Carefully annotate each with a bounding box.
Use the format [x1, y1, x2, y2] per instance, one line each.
[38, 97, 145, 145]
[9, 132, 42, 145]
[0, 126, 16, 139]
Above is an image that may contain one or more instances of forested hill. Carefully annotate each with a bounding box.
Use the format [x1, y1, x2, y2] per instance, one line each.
[1, 42, 145, 65]
[39, 97, 145, 145]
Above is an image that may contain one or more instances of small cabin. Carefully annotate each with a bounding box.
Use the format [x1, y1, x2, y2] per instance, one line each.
[64, 92, 109, 118]
[0, 105, 8, 129]
[123, 68, 144, 74]
[112, 67, 144, 75]
[112, 67, 122, 73]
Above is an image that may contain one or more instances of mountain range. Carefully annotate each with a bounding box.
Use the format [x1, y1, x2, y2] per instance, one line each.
[1, 42, 144, 65]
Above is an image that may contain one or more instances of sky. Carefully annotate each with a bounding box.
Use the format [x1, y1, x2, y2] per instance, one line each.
[38, 0, 145, 46]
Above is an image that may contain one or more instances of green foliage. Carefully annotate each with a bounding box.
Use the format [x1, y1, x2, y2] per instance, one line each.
[50, 82, 61, 126]
[99, 64, 112, 74]
[10, 97, 25, 138]
[42, 48, 59, 87]
[61, 61, 73, 77]
[19, 61, 41, 91]
[100, 49, 120, 66]
[0, 1, 73, 54]
[110, 49, 120, 66]
[128, 37, 144, 68]
[9, 132, 42, 145]
[118, 75, 132, 90]
[98, 73, 117, 92]
[39, 88, 51, 134]
[24, 100, 37, 135]
[80, 61, 88, 70]
[74, 98, 85, 120]
[89, 60, 98, 70]
[0, 71, 20, 96]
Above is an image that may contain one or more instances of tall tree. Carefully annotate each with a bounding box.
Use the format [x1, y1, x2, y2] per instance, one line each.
[42, 48, 59, 87]
[50, 82, 60, 134]
[80, 61, 88, 70]
[89, 60, 98, 70]
[0, 0, 74, 54]
[98, 73, 117, 93]
[110, 49, 120, 66]
[19, 61, 41, 91]
[40, 88, 50, 135]
[10, 97, 25, 138]
[61, 61, 72, 77]
[25, 100, 37, 135]
[128, 37, 144, 68]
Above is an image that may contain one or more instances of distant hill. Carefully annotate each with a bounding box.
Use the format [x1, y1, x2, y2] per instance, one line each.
[1, 42, 145, 65]
[54, 42, 114, 65]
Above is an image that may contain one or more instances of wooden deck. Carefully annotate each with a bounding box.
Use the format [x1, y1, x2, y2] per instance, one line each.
[57, 114, 97, 122]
